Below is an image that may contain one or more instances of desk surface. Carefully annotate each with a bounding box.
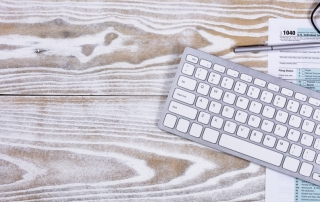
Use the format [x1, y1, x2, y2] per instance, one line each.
[0, 0, 313, 201]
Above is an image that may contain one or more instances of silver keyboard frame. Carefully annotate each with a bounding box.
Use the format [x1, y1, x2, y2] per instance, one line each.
[158, 47, 320, 186]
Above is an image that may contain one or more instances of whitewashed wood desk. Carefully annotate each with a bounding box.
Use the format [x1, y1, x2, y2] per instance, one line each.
[0, 1, 314, 201]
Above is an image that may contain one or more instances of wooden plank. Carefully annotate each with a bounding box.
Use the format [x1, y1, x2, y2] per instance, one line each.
[0, 0, 313, 95]
[0, 96, 265, 201]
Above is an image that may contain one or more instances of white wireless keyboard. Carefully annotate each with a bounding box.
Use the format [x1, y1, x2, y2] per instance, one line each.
[158, 47, 320, 186]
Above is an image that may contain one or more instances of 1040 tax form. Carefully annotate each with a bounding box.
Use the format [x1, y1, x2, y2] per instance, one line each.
[267, 19, 320, 202]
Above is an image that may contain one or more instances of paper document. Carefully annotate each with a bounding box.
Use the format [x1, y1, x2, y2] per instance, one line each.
[266, 19, 320, 202]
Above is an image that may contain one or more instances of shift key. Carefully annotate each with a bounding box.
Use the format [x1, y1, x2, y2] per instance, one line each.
[168, 101, 197, 119]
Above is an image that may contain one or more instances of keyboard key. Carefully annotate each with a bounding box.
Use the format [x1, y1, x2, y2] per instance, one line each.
[200, 59, 212, 68]
[222, 106, 235, 119]
[263, 135, 276, 147]
[223, 92, 236, 105]
[247, 86, 260, 99]
[276, 140, 289, 152]
[314, 139, 320, 151]
[248, 115, 261, 128]
[261, 120, 274, 133]
[316, 125, 320, 136]
[219, 134, 283, 166]
[173, 89, 195, 104]
[295, 93, 307, 101]
[210, 87, 223, 100]
[197, 83, 210, 95]
[313, 173, 320, 181]
[195, 68, 208, 80]
[309, 97, 320, 106]
[202, 128, 219, 143]
[268, 83, 280, 92]
[281, 88, 293, 97]
[189, 123, 203, 137]
[260, 91, 273, 103]
[302, 120, 315, 133]
[168, 101, 197, 120]
[208, 101, 222, 114]
[163, 114, 177, 128]
[213, 64, 225, 73]
[227, 69, 239, 78]
[221, 77, 234, 89]
[317, 155, 320, 165]
[301, 134, 314, 147]
[303, 149, 316, 162]
[234, 81, 247, 94]
[262, 106, 275, 118]
[182, 63, 195, 75]
[186, 54, 198, 63]
[178, 76, 197, 91]
[274, 124, 287, 137]
[196, 97, 209, 109]
[313, 109, 320, 122]
[224, 121, 237, 134]
[289, 115, 302, 128]
[236, 97, 249, 109]
[211, 116, 224, 129]
[288, 129, 301, 142]
[300, 105, 313, 118]
[299, 163, 313, 177]
[176, 119, 190, 133]
[208, 72, 221, 85]
[198, 112, 210, 124]
[240, 74, 252, 82]
[290, 144, 303, 157]
[249, 101, 262, 114]
[283, 157, 300, 172]
[286, 100, 299, 113]
[273, 95, 286, 108]
[235, 110, 248, 124]
[254, 78, 266, 87]
[275, 110, 288, 123]
[237, 126, 250, 138]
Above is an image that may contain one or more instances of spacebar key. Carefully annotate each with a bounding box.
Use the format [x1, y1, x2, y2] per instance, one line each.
[219, 134, 283, 166]
[168, 101, 197, 119]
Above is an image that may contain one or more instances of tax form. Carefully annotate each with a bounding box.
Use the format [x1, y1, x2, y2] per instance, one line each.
[266, 19, 320, 202]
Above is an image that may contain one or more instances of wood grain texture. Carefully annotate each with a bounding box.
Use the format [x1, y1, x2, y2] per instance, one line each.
[0, 1, 317, 201]
[0, 0, 315, 95]
[0, 96, 266, 201]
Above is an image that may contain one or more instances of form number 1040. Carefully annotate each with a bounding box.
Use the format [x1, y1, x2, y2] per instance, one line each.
[282, 30, 296, 35]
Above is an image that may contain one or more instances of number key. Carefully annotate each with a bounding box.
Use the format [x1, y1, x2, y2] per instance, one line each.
[286, 100, 299, 113]
[221, 77, 234, 89]
[273, 95, 286, 108]
[208, 72, 221, 85]
[313, 109, 320, 122]
[247, 86, 260, 99]
[300, 105, 313, 118]
[195, 68, 208, 80]
[234, 81, 247, 94]
[260, 91, 273, 103]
